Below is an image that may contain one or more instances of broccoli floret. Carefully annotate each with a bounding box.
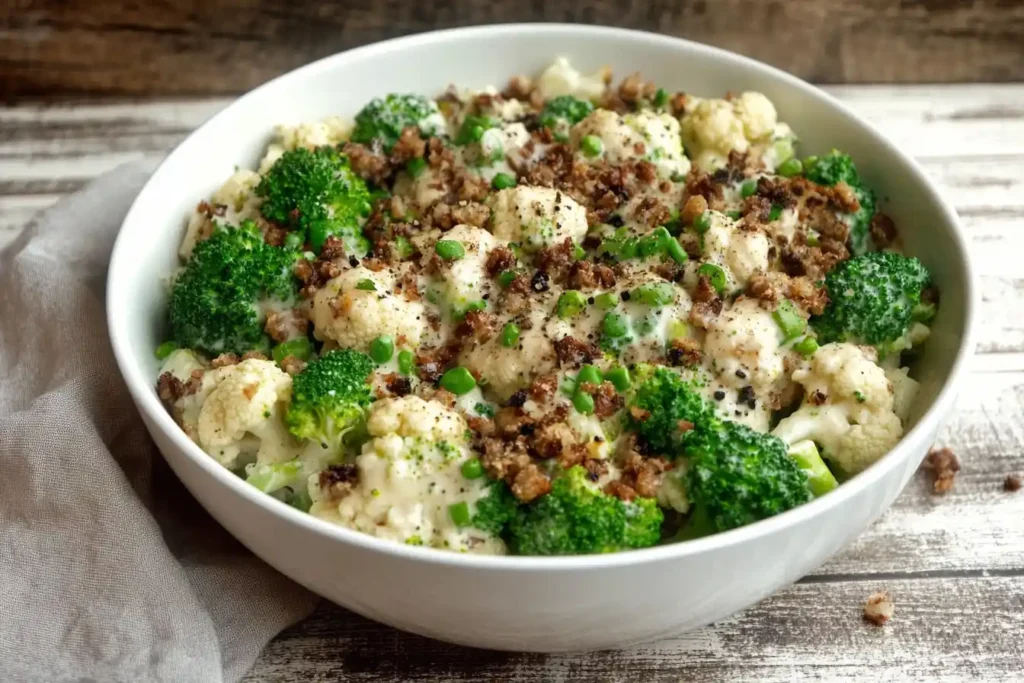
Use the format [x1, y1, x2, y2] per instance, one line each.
[539, 95, 594, 141]
[470, 481, 519, 535]
[625, 365, 813, 538]
[626, 365, 716, 456]
[169, 221, 298, 356]
[811, 251, 932, 353]
[686, 420, 812, 534]
[256, 146, 372, 255]
[804, 150, 877, 255]
[507, 466, 663, 556]
[351, 93, 444, 151]
[286, 349, 376, 449]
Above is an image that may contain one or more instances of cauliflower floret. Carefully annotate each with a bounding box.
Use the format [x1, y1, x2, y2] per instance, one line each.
[886, 366, 921, 423]
[367, 395, 467, 442]
[196, 359, 297, 468]
[311, 397, 505, 554]
[461, 303, 558, 400]
[258, 145, 285, 175]
[535, 57, 609, 101]
[256, 117, 354, 174]
[490, 185, 588, 251]
[773, 343, 904, 475]
[311, 266, 428, 351]
[700, 212, 771, 290]
[277, 117, 353, 151]
[160, 349, 213, 438]
[680, 92, 779, 171]
[571, 110, 690, 178]
[795, 343, 894, 420]
[179, 170, 262, 259]
[733, 92, 778, 141]
[433, 224, 505, 313]
[704, 297, 793, 402]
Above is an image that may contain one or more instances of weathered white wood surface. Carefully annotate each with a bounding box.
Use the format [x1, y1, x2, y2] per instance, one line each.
[2, 85, 1023, 681]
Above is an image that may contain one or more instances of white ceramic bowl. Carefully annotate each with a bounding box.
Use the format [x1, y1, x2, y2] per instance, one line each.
[107, 24, 976, 652]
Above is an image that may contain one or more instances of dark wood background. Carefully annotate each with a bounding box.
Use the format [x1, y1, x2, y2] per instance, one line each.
[2, 0, 1024, 100]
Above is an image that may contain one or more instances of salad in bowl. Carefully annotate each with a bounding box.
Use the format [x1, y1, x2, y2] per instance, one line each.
[154, 57, 937, 557]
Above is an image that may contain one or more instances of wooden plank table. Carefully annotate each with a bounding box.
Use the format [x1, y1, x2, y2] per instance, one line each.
[3, 85, 1023, 680]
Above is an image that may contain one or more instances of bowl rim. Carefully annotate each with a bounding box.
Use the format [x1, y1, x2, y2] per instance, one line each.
[107, 22, 978, 571]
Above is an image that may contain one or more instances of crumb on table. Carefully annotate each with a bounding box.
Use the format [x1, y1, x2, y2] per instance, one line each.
[863, 591, 894, 626]
[922, 447, 960, 494]
[1004, 474, 1022, 492]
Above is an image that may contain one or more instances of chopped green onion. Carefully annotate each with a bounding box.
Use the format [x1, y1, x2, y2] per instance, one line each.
[398, 349, 415, 375]
[697, 263, 727, 294]
[497, 270, 518, 287]
[806, 231, 820, 247]
[576, 365, 602, 387]
[725, 210, 742, 220]
[663, 210, 682, 235]
[449, 501, 472, 526]
[154, 341, 178, 360]
[283, 232, 304, 251]
[557, 290, 588, 318]
[602, 312, 629, 339]
[666, 236, 689, 265]
[777, 157, 803, 178]
[573, 244, 586, 261]
[793, 336, 819, 357]
[355, 278, 376, 292]
[406, 157, 427, 178]
[394, 235, 415, 259]
[768, 204, 783, 222]
[632, 282, 677, 307]
[693, 211, 712, 234]
[271, 337, 312, 364]
[581, 135, 604, 158]
[604, 366, 631, 392]
[638, 233, 664, 258]
[435, 240, 465, 260]
[491, 172, 516, 190]
[773, 299, 807, 340]
[619, 237, 639, 260]
[653, 88, 670, 108]
[461, 459, 484, 480]
[740, 179, 757, 198]
[500, 322, 520, 347]
[572, 391, 595, 415]
[369, 335, 394, 364]
[595, 292, 618, 310]
[440, 366, 477, 395]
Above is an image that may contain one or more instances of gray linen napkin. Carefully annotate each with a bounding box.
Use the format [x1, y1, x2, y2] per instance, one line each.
[0, 161, 319, 683]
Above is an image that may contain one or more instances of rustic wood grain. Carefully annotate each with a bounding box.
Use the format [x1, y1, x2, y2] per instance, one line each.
[2, 0, 1024, 99]
[4, 86, 1024, 680]
[244, 576, 1024, 682]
